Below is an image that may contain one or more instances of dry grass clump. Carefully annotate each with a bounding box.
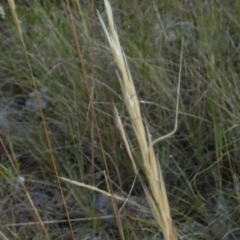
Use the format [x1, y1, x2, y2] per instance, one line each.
[97, 0, 181, 239]
[61, 0, 182, 238]
[59, 0, 181, 238]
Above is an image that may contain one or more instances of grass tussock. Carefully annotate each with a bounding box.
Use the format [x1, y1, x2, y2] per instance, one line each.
[1, 0, 240, 240]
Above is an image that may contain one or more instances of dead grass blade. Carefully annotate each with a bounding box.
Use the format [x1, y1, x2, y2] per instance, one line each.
[114, 106, 138, 173]
[7, 0, 74, 238]
[59, 177, 148, 211]
[64, 1, 124, 237]
[0, 231, 9, 240]
[97, 0, 183, 239]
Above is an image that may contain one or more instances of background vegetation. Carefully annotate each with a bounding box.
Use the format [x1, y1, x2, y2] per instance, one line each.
[1, 0, 240, 239]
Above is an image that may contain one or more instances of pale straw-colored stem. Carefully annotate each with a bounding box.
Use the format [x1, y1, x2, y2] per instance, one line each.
[97, 1, 183, 239]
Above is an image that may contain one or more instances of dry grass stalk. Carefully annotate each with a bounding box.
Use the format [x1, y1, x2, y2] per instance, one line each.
[60, 177, 146, 210]
[7, 0, 75, 239]
[97, 0, 183, 239]
[0, 231, 9, 240]
[65, 0, 125, 237]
